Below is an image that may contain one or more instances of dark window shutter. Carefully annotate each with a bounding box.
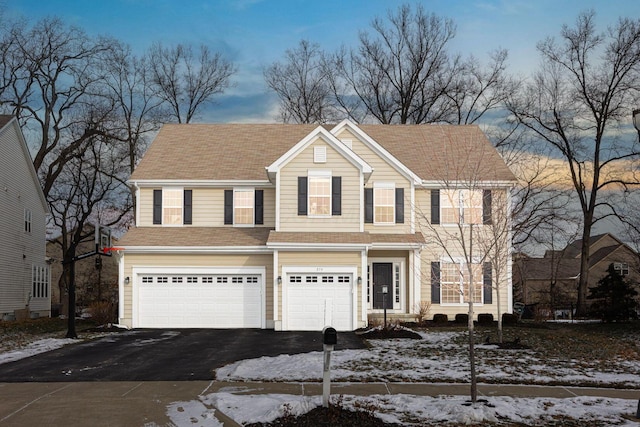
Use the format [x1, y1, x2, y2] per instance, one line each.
[483, 190, 492, 225]
[364, 188, 373, 223]
[298, 177, 307, 215]
[224, 190, 233, 225]
[431, 189, 440, 224]
[153, 189, 162, 224]
[395, 188, 404, 223]
[431, 262, 441, 304]
[332, 176, 341, 216]
[483, 262, 493, 304]
[255, 189, 264, 225]
[183, 189, 192, 225]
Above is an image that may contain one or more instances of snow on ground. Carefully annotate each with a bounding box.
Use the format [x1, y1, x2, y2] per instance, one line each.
[0, 338, 76, 365]
[168, 390, 639, 426]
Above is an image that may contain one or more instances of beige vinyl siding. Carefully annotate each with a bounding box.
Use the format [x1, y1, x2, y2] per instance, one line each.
[277, 251, 363, 323]
[279, 138, 361, 232]
[0, 123, 48, 315]
[122, 253, 273, 325]
[335, 129, 412, 234]
[139, 187, 275, 228]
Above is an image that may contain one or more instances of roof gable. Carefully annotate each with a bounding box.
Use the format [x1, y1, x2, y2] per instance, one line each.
[0, 116, 49, 213]
[266, 125, 372, 180]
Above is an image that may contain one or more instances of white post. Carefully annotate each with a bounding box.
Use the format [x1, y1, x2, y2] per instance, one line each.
[322, 343, 333, 408]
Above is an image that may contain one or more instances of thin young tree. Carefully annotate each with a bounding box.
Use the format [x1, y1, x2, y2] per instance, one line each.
[507, 10, 640, 316]
[147, 42, 236, 123]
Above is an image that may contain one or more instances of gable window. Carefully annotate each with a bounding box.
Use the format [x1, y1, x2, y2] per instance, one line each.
[308, 171, 331, 216]
[24, 209, 32, 233]
[153, 188, 192, 225]
[374, 183, 395, 224]
[614, 262, 629, 276]
[234, 189, 254, 225]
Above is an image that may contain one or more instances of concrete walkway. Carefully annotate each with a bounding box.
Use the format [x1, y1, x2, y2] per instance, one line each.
[1, 381, 638, 426]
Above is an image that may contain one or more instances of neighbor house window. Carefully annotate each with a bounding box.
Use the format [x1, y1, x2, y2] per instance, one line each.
[440, 261, 482, 304]
[308, 171, 331, 216]
[234, 189, 254, 225]
[374, 183, 395, 224]
[441, 189, 482, 225]
[31, 265, 49, 299]
[614, 262, 629, 276]
[24, 209, 32, 233]
[162, 188, 183, 225]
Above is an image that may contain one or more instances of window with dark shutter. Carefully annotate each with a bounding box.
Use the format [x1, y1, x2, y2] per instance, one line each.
[483, 190, 492, 225]
[183, 190, 192, 225]
[298, 177, 308, 215]
[364, 188, 373, 223]
[431, 262, 441, 304]
[332, 176, 341, 216]
[395, 188, 404, 223]
[153, 189, 162, 224]
[224, 190, 233, 225]
[255, 189, 264, 225]
[483, 262, 492, 304]
[431, 189, 440, 224]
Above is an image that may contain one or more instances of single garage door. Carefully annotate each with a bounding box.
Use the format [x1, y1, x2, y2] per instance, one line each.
[136, 273, 262, 328]
[285, 273, 353, 331]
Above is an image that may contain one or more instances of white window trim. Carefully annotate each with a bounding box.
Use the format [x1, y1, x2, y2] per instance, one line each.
[373, 182, 395, 225]
[439, 257, 484, 306]
[162, 187, 184, 226]
[307, 169, 332, 218]
[233, 187, 255, 227]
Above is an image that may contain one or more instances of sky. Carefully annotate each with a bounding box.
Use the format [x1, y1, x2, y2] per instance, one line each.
[7, 0, 640, 123]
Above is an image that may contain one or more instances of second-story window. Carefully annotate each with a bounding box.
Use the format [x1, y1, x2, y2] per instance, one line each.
[374, 183, 395, 224]
[162, 188, 183, 225]
[441, 189, 482, 225]
[234, 189, 254, 225]
[308, 172, 331, 216]
[24, 208, 32, 233]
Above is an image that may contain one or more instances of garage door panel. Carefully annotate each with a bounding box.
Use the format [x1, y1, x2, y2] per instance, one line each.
[136, 273, 263, 328]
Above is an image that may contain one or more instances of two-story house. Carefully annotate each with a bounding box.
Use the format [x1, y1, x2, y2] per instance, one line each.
[117, 120, 516, 331]
[0, 115, 50, 320]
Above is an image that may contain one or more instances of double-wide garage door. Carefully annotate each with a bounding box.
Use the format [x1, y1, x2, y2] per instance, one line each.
[285, 273, 354, 331]
[136, 272, 262, 328]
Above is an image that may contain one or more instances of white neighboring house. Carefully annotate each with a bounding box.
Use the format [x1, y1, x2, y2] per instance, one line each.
[0, 115, 50, 319]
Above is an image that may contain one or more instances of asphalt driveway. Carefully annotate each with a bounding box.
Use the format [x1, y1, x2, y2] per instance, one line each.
[0, 329, 366, 382]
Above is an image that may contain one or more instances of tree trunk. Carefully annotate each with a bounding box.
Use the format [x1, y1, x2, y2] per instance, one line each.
[468, 299, 477, 402]
[575, 221, 593, 317]
[496, 284, 503, 343]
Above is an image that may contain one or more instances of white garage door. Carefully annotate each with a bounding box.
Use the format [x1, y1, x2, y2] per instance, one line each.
[285, 273, 353, 331]
[136, 273, 262, 328]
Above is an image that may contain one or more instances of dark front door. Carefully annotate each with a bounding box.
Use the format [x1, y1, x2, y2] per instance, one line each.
[373, 263, 393, 309]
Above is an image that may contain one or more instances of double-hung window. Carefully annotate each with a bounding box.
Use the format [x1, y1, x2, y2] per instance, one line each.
[308, 171, 331, 216]
[374, 183, 395, 224]
[441, 189, 482, 225]
[234, 189, 254, 225]
[162, 188, 183, 225]
[440, 261, 483, 304]
[24, 209, 32, 233]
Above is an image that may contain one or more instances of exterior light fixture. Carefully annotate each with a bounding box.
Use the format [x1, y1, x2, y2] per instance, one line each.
[633, 108, 640, 140]
[124, 277, 130, 285]
[357, 276, 362, 285]
[277, 276, 282, 285]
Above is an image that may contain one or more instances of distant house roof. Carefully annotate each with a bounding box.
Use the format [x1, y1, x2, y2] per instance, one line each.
[130, 122, 516, 183]
[518, 257, 581, 281]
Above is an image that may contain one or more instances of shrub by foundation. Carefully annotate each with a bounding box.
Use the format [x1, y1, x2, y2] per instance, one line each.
[502, 313, 519, 324]
[478, 313, 494, 324]
[455, 313, 469, 324]
[433, 313, 448, 323]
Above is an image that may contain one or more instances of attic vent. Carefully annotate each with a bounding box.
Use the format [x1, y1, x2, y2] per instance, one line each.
[314, 146, 327, 163]
[341, 139, 353, 150]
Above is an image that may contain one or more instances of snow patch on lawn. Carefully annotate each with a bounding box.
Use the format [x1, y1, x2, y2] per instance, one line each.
[0, 338, 76, 365]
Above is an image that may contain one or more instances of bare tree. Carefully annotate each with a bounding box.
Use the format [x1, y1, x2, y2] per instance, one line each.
[264, 40, 335, 123]
[328, 4, 458, 124]
[147, 42, 235, 123]
[507, 10, 640, 315]
[416, 133, 515, 403]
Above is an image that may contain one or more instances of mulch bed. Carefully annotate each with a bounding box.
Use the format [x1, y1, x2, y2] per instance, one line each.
[245, 405, 402, 427]
[358, 327, 422, 340]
